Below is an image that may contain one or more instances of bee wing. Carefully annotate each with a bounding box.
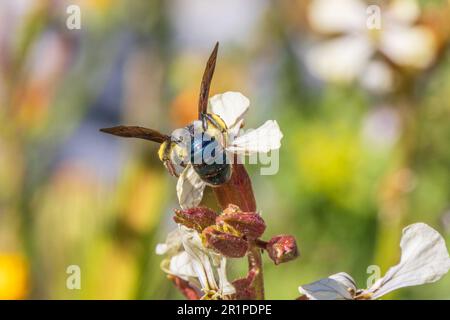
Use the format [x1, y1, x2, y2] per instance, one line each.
[177, 165, 206, 209]
[298, 272, 357, 300]
[100, 126, 169, 143]
[198, 42, 219, 119]
[209, 92, 249, 130]
[226, 120, 283, 155]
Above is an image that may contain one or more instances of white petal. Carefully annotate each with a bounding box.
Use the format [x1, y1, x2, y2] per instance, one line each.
[226, 120, 283, 155]
[155, 244, 168, 255]
[157, 229, 202, 289]
[386, 0, 420, 24]
[367, 223, 450, 299]
[306, 35, 373, 83]
[380, 25, 437, 69]
[217, 257, 236, 296]
[159, 226, 234, 297]
[181, 228, 219, 292]
[308, 0, 366, 34]
[209, 92, 249, 129]
[299, 272, 357, 300]
[155, 228, 183, 255]
[360, 60, 394, 94]
[169, 251, 198, 280]
[228, 118, 244, 142]
[176, 165, 206, 209]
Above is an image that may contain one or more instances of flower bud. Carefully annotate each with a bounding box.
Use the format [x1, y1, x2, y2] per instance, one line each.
[202, 226, 248, 258]
[266, 235, 299, 265]
[173, 207, 217, 232]
[217, 205, 266, 239]
[217, 212, 266, 239]
[222, 204, 242, 215]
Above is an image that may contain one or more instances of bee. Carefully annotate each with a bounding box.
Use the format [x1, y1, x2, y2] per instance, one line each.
[100, 42, 232, 187]
[101, 43, 283, 209]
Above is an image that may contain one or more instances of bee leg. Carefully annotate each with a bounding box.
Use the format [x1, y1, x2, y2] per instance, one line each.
[164, 160, 179, 177]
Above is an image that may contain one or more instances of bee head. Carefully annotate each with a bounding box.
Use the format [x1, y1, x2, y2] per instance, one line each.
[157, 127, 193, 177]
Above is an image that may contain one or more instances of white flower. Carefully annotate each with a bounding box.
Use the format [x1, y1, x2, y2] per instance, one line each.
[306, 0, 437, 93]
[298, 223, 450, 300]
[176, 91, 283, 209]
[156, 226, 235, 299]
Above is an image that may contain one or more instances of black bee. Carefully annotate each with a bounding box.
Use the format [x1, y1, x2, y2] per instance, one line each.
[100, 42, 232, 186]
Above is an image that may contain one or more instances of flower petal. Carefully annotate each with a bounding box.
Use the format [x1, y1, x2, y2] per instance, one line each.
[380, 25, 437, 69]
[226, 120, 283, 155]
[367, 223, 450, 299]
[360, 60, 394, 94]
[169, 251, 198, 280]
[209, 92, 249, 130]
[298, 272, 357, 300]
[177, 165, 206, 209]
[227, 118, 244, 142]
[217, 257, 236, 296]
[180, 228, 219, 293]
[386, 0, 420, 24]
[308, 0, 366, 34]
[306, 35, 373, 83]
[155, 229, 183, 255]
[158, 226, 234, 298]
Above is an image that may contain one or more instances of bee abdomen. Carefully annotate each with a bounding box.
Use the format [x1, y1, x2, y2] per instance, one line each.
[194, 162, 231, 186]
[190, 134, 232, 186]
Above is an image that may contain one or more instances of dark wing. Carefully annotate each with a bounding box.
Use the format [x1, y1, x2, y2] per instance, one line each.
[198, 42, 219, 119]
[100, 126, 169, 143]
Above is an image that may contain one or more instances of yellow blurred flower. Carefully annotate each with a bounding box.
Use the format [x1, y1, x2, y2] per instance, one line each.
[118, 163, 168, 233]
[77, 0, 114, 13]
[83, 240, 137, 300]
[0, 254, 29, 300]
[295, 125, 359, 197]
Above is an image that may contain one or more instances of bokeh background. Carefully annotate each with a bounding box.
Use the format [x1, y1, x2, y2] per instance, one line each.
[0, 0, 449, 300]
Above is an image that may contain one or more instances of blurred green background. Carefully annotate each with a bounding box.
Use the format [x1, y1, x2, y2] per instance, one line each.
[0, 0, 449, 299]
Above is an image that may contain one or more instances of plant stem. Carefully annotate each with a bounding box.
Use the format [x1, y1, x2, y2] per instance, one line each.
[214, 164, 256, 212]
[213, 164, 265, 300]
[170, 276, 201, 300]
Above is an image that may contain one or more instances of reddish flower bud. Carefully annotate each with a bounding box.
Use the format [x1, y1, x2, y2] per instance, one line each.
[202, 226, 248, 258]
[217, 212, 266, 240]
[217, 205, 266, 239]
[266, 235, 299, 265]
[222, 204, 242, 215]
[173, 207, 217, 232]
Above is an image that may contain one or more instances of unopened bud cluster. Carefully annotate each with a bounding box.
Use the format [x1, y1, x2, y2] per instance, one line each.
[173, 204, 299, 265]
